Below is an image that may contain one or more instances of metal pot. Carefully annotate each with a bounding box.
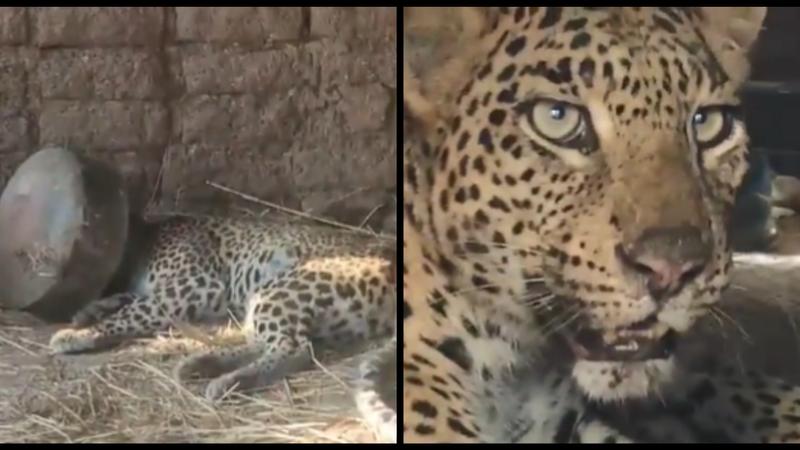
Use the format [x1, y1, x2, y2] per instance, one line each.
[0, 147, 129, 322]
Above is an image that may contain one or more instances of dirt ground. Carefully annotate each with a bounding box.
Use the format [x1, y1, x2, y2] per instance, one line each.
[0, 313, 385, 443]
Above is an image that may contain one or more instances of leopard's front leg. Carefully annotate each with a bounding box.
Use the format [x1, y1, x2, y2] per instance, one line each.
[50, 278, 227, 354]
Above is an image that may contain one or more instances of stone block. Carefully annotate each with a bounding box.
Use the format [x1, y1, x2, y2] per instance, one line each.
[33, 7, 164, 47]
[178, 92, 308, 150]
[160, 144, 293, 205]
[39, 101, 169, 151]
[0, 8, 27, 44]
[337, 83, 390, 132]
[0, 49, 28, 110]
[175, 7, 303, 44]
[38, 49, 166, 100]
[181, 45, 315, 95]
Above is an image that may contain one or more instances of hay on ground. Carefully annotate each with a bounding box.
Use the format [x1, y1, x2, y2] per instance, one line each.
[0, 315, 383, 443]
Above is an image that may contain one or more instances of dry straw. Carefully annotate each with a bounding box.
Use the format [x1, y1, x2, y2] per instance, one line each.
[0, 320, 386, 443]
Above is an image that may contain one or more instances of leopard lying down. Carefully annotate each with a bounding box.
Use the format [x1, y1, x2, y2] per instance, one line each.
[48, 215, 397, 442]
[403, 6, 800, 443]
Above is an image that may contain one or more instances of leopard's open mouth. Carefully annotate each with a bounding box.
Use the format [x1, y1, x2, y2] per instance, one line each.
[563, 315, 678, 362]
[530, 293, 681, 364]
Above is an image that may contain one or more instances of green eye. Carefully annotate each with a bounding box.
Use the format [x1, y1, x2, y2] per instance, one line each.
[691, 106, 736, 149]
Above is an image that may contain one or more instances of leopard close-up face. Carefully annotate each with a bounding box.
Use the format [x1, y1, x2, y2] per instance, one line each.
[417, 7, 763, 401]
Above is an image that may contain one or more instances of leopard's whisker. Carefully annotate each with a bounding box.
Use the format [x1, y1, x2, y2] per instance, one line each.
[541, 308, 584, 341]
[710, 305, 753, 344]
[520, 293, 556, 310]
[538, 304, 583, 339]
[447, 283, 504, 296]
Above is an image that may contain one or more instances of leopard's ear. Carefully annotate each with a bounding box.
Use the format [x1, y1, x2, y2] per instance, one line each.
[695, 7, 767, 83]
[699, 7, 767, 53]
[404, 7, 495, 134]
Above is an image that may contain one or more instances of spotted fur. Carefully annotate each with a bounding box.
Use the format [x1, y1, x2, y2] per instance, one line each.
[350, 250, 398, 442]
[403, 6, 800, 443]
[49, 216, 396, 417]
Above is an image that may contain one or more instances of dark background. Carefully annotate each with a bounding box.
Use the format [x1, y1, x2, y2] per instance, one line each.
[744, 7, 800, 177]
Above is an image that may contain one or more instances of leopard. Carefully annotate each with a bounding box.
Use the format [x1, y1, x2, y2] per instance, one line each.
[403, 6, 800, 443]
[48, 215, 397, 415]
[348, 250, 398, 443]
[352, 335, 398, 443]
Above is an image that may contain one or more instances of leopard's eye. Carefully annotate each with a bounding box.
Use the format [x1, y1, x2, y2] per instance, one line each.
[527, 99, 584, 143]
[691, 106, 736, 150]
[518, 99, 597, 153]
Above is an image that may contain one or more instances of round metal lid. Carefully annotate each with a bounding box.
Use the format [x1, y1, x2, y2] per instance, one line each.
[0, 147, 129, 321]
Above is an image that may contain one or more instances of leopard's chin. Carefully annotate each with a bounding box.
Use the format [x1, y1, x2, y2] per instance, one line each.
[571, 357, 677, 402]
[557, 314, 682, 402]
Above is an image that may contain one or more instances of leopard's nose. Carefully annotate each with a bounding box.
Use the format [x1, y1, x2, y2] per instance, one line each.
[616, 226, 711, 301]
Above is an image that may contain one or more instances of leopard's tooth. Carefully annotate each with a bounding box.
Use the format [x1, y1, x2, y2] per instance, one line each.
[613, 340, 639, 353]
[602, 330, 618, 345]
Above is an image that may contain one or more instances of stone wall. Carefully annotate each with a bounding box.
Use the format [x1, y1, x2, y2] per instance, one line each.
[0, 7, 396, 230]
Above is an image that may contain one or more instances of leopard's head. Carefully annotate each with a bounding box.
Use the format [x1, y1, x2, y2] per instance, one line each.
[405, 7, 766, 401]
